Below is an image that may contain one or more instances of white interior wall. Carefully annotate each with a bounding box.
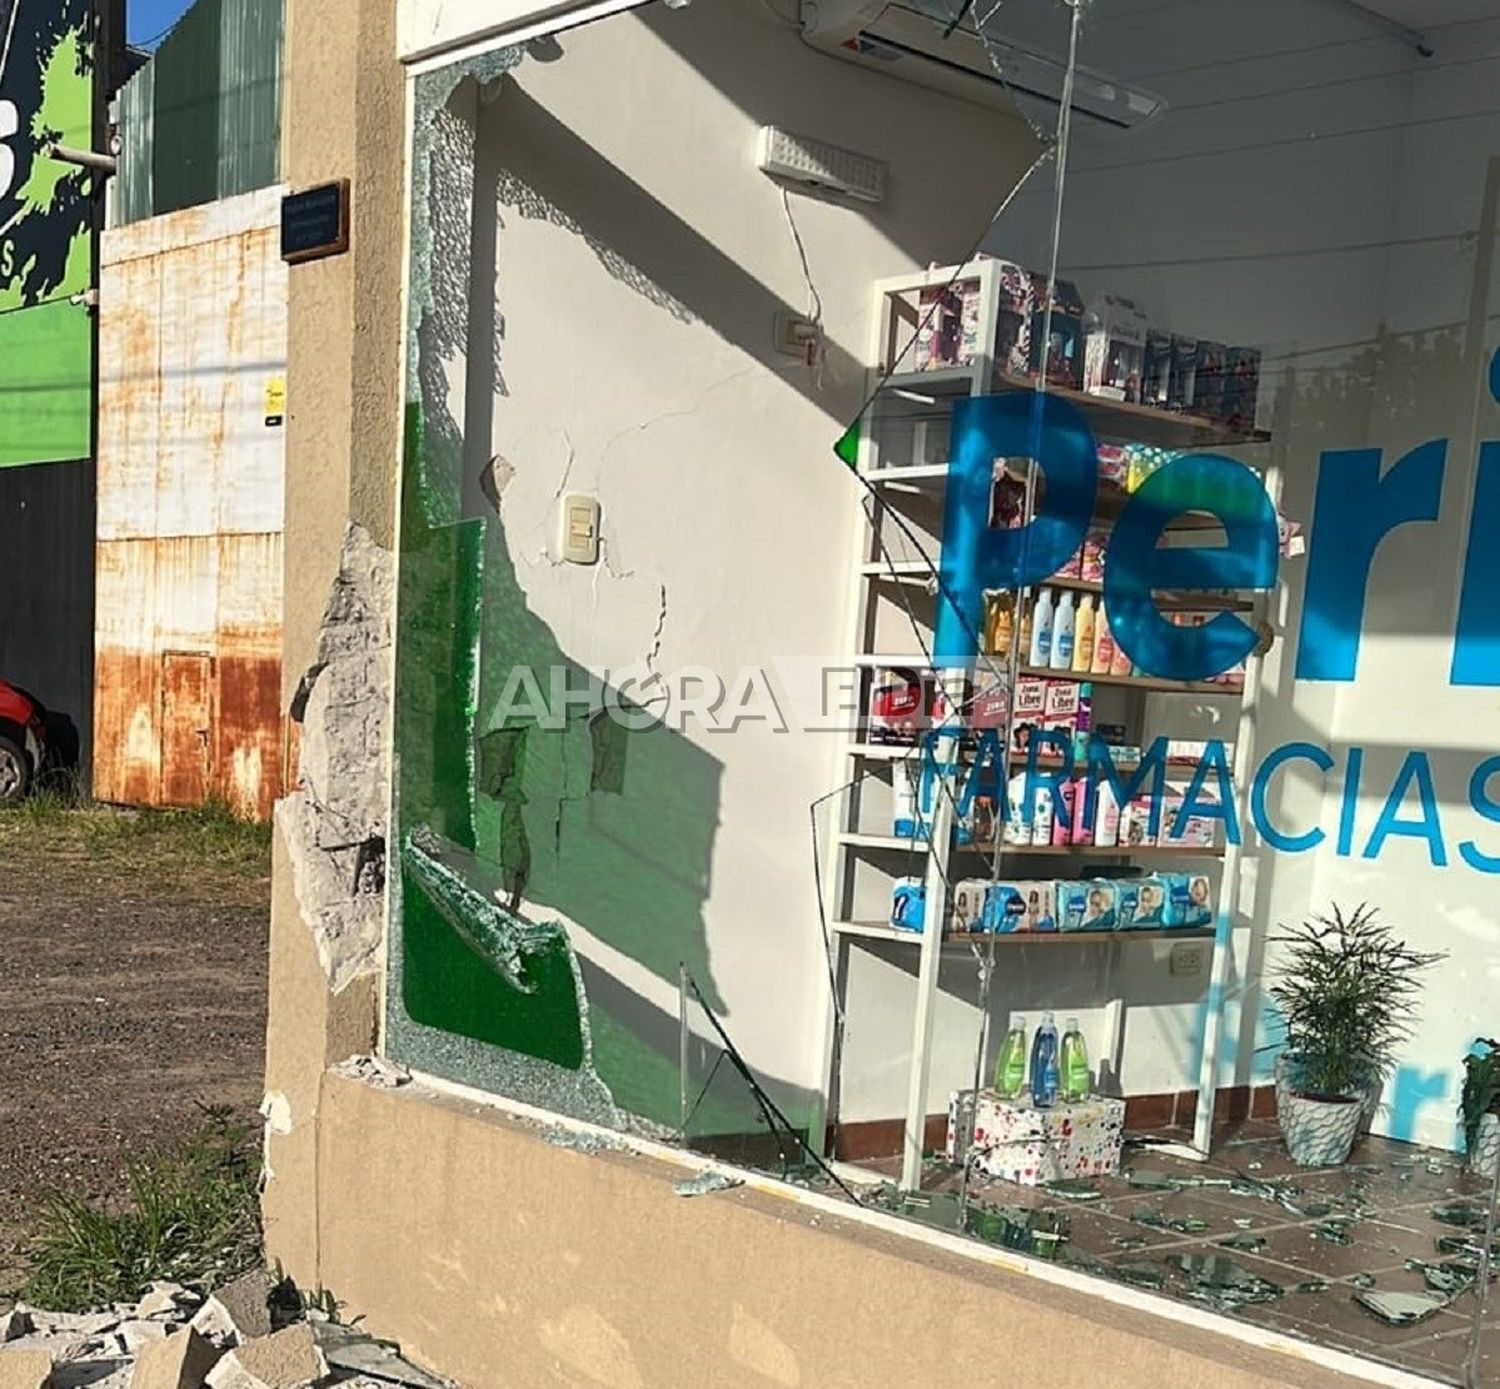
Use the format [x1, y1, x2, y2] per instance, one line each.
[471, 0, 1040, 1120]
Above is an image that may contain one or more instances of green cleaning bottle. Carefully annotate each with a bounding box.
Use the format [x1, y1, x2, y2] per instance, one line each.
[1060, 1017, 1091, 1102]
[995, 1018, 1028, 1099]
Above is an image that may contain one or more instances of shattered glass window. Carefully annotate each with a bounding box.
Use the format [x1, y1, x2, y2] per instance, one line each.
[386, 0, 1500, 1378]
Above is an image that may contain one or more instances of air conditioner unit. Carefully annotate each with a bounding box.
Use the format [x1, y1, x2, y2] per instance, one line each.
[799, 0, 1165, 131]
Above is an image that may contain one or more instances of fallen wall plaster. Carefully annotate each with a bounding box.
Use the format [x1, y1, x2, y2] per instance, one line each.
[277, 523, 395, 993]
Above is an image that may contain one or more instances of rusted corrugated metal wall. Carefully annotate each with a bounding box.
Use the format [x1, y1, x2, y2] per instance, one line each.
[94, 186, 288, 819]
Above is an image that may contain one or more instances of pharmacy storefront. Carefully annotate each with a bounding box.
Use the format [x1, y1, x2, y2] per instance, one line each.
[381, 0, 1500, 1380]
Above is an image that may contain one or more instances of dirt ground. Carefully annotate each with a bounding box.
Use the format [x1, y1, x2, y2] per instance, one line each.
[0, 806, 270, 1286]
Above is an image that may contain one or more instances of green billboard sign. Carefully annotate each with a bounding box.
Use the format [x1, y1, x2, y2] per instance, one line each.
[0, 0, 94, 468]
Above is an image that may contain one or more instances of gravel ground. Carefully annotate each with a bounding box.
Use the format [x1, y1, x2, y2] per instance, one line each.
[0, 807, 270, 1289]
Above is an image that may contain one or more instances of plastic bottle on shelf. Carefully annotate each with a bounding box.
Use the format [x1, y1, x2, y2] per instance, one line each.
[1060, 1018, 1091, 1102]
[1073, 594, 1095, 673]
[1109, 625, 1133, 676]
[1030, 1012, 1060, 1108]
[1029, 587, 1055, 667]
[995, 1018, 1028, 1100]
[1092, 602, 1116, 674]
[1018, 592, 1034, 662]
[1050, 591, 1076, 670]
[983, 591, 1014, 658]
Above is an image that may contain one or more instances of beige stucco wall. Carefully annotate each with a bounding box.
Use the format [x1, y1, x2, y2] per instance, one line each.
[263, 0, 404, 1284]
[306, 1071, 1389, 1389]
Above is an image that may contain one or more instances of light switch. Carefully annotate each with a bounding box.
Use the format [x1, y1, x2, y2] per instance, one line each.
[560, 493, 601, 565]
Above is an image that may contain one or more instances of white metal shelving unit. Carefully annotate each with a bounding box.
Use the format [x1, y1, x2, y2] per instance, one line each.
[822, 259, 1276, 1190]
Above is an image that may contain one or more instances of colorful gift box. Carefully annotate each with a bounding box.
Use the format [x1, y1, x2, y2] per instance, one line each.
[950, 1090, 1126, 1184]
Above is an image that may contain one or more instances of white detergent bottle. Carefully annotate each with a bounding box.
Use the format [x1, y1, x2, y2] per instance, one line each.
[1049, 590, 1076, 670]
[1029, 588, 1055, 668]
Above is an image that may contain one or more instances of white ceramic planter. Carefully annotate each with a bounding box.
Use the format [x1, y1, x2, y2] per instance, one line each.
[1470, 1112, 1500, 1179]
[1274, 1053, 1364, 1167]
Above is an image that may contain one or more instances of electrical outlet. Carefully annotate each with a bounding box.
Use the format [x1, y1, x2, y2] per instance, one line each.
[1170, 941, 1207, 977]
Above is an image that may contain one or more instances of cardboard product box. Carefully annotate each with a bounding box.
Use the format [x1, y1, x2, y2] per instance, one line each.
[995, 261, 1037, 377]
[1192, 340, 1228, 419]
[970, 671, 1011, 734]
[1011, 676, 1048, 756]
[1083, 293, 1149, 402]
[1224, 346, 1262, 432]
[963, 1090, 1127, 1184]
[913, 285, 958, 373]
[1168, 334, 1199, 411]
[1029, 275, 1085, 390]
[1142, 329, 1173, 407]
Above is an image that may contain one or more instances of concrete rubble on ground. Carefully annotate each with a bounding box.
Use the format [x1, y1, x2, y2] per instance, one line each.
[0, 1274, 455, 1389]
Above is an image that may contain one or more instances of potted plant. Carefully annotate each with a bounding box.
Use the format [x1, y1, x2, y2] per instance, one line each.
[1461, 1038, 1500, 1178]
[1268, 904, 1443, 1167]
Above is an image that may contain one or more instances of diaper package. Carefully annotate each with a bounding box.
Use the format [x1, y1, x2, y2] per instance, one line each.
[1182, 873, 1215, 927]
[1057, 880, 1115, 932]
[989, 880, 1057, 934]
[891, 878, 926, 932]
[1114, 879, 1141, 931]
[1128, 874, 1171, 928]
[949, 879, 989, 935]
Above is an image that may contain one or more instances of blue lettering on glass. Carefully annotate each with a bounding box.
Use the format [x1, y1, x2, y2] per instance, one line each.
[1106, 456, 1277, 681]
[1362, 750, 1447, 867]
[1336, 745, 1364, 856]
[1084, 735, 1169, 836]
[1024, 728, 1074, 827]
[1295, 441, 1446, 682]
[1451, 442, 1500, 686]
[1459, 754, 1500, 874]
[934, 392, 1098, 665]
[1171, 739, 1241, 845]
[1249, 741, 1333, 852]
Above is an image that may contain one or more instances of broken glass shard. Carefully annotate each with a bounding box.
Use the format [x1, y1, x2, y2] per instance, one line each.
[1167, 1254, 1284, 1309]
[1110, 1263, 1166, 1290]
[1431, 1201, 1489, 1227]
[1351, 1273, 1376, 1289]
[1127, 1169, 1179, 1191]
[1353, 1290, 1449, 1326]
[1130, 1204, 1168, 1228]
[674, 1170, 744, 1197]
[1111, 1235, 1148, 1251]
[1315, 1221, 1353, 1245]
[1291, 1280, 1330, 1295]
[1045, 1179, 1104, 1201]
[1218, 1233, 1266, 1252]
[1168, 1217, 1210, 1235]
[833, 421, 861, 469]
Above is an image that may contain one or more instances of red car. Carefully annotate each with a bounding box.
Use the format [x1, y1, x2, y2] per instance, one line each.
[0, 679, 45, 804]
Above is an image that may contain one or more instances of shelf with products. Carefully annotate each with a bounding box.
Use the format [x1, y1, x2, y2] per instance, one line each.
[837, 831, 1224, 860]
[857, 561, 1255, 614]
[831, 919, 1217, 947]
[877, 368, 1271, 451]
[823, 256, 1275, 1187]
[850, 652, 1242, 695]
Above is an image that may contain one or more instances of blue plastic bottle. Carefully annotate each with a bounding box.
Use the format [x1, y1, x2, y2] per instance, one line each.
[1030, 1011, 1060, 1109]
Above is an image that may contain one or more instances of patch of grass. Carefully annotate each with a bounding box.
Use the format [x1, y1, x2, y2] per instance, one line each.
[0, 792, 272, 889]
[17, 1107, 264, 1311]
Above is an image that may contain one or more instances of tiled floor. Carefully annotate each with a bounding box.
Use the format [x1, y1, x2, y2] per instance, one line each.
[901, 1122, 1500, 1384]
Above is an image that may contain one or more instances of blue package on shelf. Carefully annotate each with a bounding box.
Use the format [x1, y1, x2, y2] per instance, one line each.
[1181, 872, 1214, 927]
[891, 877, 926, 932]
